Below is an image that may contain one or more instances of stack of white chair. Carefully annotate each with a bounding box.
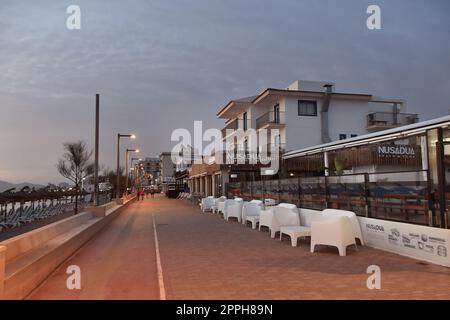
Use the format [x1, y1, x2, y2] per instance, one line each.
[200, 196, 215, 212]
[310, 216, 357, 256]
[242, 200, 263, 229]
[225, 198, 244, 222]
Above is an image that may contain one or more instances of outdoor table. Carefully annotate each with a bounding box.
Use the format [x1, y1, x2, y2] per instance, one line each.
[280, 226, 311, 247]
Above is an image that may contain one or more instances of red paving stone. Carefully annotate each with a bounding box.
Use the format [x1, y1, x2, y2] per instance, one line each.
[28, 199, 159, 300]
[29, 195, 450, 300]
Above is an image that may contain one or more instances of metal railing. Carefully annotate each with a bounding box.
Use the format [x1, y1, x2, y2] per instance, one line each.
[0, 190, 113, 232]
[367, 112, 419, 128]
[256, 111, 285, 129]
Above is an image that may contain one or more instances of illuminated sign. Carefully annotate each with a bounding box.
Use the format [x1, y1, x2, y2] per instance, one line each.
[377, 145, 416, 157]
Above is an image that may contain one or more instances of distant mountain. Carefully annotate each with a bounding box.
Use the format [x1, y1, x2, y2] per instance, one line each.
[0, 180, 45, 193]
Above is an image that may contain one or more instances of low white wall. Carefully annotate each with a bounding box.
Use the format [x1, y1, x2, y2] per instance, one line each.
[358, 217, 450, 267]
[0, 197, 136, 299]
[299, 208, 450, 267]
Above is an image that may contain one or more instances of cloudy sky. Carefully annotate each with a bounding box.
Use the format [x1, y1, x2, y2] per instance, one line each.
[0, 0, 449, 184]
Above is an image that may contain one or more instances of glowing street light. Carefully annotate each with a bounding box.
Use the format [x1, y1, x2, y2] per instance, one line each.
[116, 133, 136, 198]
[125, 148, 140, 195]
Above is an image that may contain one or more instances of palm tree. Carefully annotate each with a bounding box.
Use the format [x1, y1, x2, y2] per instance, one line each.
[56, 141, 94, 214]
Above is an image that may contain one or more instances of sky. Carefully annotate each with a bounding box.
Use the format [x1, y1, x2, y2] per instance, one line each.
[0, 0, 449, 184]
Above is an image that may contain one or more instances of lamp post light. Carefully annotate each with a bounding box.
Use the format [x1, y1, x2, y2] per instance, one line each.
[116, 133, 136, 199]
[131, 157, 142, 192]
[125, 148, 139, 196]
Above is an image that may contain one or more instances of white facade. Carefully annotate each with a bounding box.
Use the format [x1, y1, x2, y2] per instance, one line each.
[217, 80, 416, 153]
[159, 152, 176, 183]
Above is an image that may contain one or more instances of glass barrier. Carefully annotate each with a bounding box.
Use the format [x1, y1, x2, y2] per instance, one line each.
[368, 171, 429, 224]
[327, 174, 366, 216]
[279, 178, 299, 206]
[299, 176, 326, 210]
[224, 170, 431, 225]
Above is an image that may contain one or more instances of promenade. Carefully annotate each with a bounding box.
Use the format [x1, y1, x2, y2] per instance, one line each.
[29, 195, 450, 300]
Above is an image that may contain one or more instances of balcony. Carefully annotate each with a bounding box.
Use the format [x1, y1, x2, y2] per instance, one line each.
[221, 118, 239, 138]
[367, 112, 418, 131]
[256, 111, 285, 130]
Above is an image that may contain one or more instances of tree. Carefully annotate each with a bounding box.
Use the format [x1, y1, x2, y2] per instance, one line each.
[57, 141, 94, 214]
[334, 158, 346, 176]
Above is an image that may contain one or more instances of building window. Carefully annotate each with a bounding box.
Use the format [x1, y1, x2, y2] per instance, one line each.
[298, 100, 317, 116]
[273, 104, 280, 123]
[243, 112, 248, 130]
[351, 134, 358, 138]
[339, 134, 347, 140]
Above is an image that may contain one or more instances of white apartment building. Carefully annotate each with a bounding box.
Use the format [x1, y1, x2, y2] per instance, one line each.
[217, 80, 418, 153]
[187, 80, 419, 197]
[159, 152, 177, 192]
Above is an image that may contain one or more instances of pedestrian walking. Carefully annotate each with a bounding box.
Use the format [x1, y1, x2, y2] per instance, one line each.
[150, 188, 155, 198]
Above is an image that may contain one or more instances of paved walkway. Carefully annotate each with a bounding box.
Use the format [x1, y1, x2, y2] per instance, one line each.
[29, 195, 450, 300]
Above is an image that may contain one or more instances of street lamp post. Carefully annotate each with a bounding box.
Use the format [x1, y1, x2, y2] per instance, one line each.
[131, 157, 142, 192]
[125, 149, 139, 196]
[116, 133, 136, 199]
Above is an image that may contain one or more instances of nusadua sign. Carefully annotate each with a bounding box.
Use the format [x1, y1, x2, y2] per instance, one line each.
[377, 145, 416, 158]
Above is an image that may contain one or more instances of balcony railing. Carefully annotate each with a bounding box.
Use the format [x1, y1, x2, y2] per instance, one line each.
[256, 111, 285, 130]
[367, 112, 418, 130]
[221, 118, 239, 138]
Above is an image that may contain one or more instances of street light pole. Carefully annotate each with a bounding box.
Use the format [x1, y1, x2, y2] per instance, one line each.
[125, 149, 139, 196]
[94, 93, 100, 206]
[115, 133, 136, 199]
[131, 157, 142, 193]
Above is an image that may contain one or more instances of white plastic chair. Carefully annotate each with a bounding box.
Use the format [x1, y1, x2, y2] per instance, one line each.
[212, 196, 226, 213]
[258, 207, 274, 232]
[269, 206, 300, 238]
[321, 209, 365, 245]
[200, 196, 215, 212]
[221, 199, 237, 218]
[226, 199, 244, 222]
[217, 201, 226, 215]
[242, 202, 262, 228]
[310, 216, 357, 256]
[280, 226, 311, 247]
[249, 199, 263, 207]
